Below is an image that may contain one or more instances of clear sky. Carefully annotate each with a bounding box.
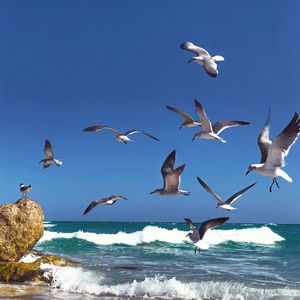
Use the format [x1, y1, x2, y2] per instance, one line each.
[0, 0, 299, 223]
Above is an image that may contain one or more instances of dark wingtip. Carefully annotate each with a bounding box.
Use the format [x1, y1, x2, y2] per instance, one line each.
[180, 42, 188, 49]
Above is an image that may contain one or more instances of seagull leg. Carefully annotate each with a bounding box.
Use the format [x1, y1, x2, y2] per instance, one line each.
[194, 247, 197, 254]
[275, 178, 280, 189]
[269, 178, 275, 192]
[198, 248, 201, 254]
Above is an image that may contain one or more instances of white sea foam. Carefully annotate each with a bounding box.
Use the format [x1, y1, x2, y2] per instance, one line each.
[38, 225, 284, 249]
[40, 265, 300, 299]
[44, 224, 57, 228]
[19, 253, 40, 263]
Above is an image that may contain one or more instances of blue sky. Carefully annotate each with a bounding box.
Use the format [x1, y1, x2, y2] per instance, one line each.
[0, 0, 299, 223]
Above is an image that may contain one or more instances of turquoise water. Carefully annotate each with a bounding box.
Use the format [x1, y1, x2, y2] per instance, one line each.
[30, 222, 300, 299]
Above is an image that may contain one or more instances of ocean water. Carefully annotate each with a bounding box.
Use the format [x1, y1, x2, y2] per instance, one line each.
[2, 221, 300, 300]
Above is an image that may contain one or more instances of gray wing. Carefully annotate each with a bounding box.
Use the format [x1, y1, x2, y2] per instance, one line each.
[164, 164, 185, 191]
[184, 218, 197, 230]
[166, 106, 194, 122]
[265, 112, 300, 167]
[83, 199, 110, 215]
[161, 150, 176, 177]
[125, 130, 159, 141]
[109, 194, 128, 201]
[213, 121, 250, 135]
[196, 177, 223, 205]
[83, 126, 121, 136]
[180, 42, 210, 57]
[199, 217, 229, 240]
[258, 108, 272, 163]
[44, 139, 54, 159]
[225, 182, 257, 205]
[194, 100, 212, 131]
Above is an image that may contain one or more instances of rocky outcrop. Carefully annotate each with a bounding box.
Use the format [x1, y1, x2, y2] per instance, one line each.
[0, 198, 44, 262]
[0, 255, 79, 283]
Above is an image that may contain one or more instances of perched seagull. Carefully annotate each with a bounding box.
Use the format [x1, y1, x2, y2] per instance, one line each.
[246, 110, 300, 192]
[197, 177, 256, 211]
[192, 100, 250, 142]
[180, 42, 224, 78]
[150, 150, 190, 196]
[83, 194, 128, 215]
[39, 139, 62, 169]
[166, 105, 201, 129]
[20, 183, 32, 198]
[83, 126, 159, 144]
[185, 217, 229, 253]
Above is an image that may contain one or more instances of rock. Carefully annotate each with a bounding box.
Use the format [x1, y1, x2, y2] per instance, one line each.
[0, 254, 79, 283]
[0, 198, 44, 262]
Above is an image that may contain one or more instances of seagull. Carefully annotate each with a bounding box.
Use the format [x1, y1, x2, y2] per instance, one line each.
[20, 183, 32, 198]
[150, 150, 190, 196]
[39, 139, 62, 169]
[180, 42, 224, 78]
[185, 217, 229, 253]
[166, 105, 201, 129]
[246, 109, 300, 192]
[196, 177, 256, 211]
[192, 100, 250, 142]
[83, 194, 128, 215]
[83, 126, 159, 144]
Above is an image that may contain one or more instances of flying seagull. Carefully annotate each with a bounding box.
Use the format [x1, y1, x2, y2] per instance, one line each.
[83, 126, 159, 144]
[185, 217, 229, 253]
[246, 109, 300, 192]
[39, 139, 62, 169]
[180, 42, 224, 78]
[197, 177, 256, 211]
[150, 150, 190, 196]
[83, 194, 128, 215]
[20, 183, 32, 198]
[166, 105, 201, 129]
[192, 100, 250, 142]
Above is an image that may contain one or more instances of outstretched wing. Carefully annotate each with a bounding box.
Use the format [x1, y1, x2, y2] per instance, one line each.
[44, 139, 54, 159]
[258, 108, 272, 163]
[199, 217, 229, 240]
[109, 194, 128, 201]
[212, 121, 250, 135]
[125, 130, 159, 141]
[265, 112, 300, 167]
[196, 177, 223, 205]
[203, 58, 218, 78]
[161, 150, 176, 177]
[180, 42, 210, 57]
[225, 182, 257, 205]
[83, 125, 121, 136]
[166, 106, 194, 122]
[184, 218, 197, 230]
[83, 199, 109, 215]
[194, 100, 212, 132]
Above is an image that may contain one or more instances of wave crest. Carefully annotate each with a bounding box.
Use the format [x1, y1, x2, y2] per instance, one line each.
[38, 225, 284, 249]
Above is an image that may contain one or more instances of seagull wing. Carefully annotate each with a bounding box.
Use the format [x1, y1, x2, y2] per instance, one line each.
[258, 108, 272, 163]
[199, 217, 229, 240]
[195, 100, 212, 131]
[164, 164, 185, 191]
[125, 130, 159, 141]
[180, 42, 210, 57]
[83, 199, 110, 215]
[83, 126, 121, 136]
[166, 106, 194, 122]
[44, 139, 54, 159]
[109, 194, 128, 201]
[224, 182, 257, 205]
[184, 218, 197, 230]
[265, 113, 300, 167]
[161, 150, 176, 177]
[196, 177, 223, 205]
[203, 58, 219, 78]
[212, 121, 250, 135]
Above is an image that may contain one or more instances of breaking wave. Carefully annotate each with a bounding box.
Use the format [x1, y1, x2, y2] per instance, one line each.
[41, 265, 300, 299]
[38, 225, 284, 249]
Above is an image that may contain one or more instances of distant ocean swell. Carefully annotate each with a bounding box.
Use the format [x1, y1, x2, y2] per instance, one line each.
[38, 225, 284, 249]
[39, 264, 300, 299]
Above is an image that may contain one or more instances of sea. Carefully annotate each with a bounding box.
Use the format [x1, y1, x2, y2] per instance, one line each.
[1, 221, 300, 300]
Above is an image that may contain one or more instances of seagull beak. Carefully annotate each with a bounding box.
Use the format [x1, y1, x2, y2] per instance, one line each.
[245, 169, 251, 176]
[187, 59, 193, 63]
